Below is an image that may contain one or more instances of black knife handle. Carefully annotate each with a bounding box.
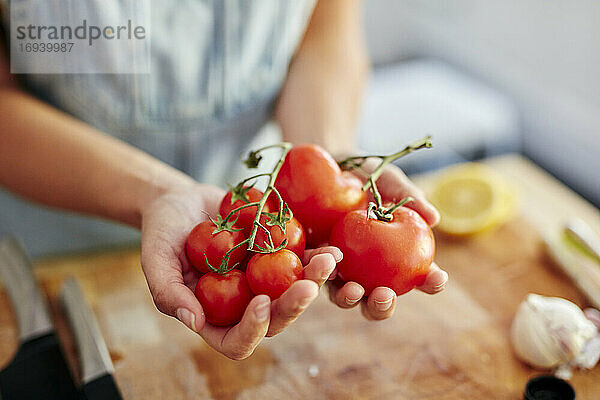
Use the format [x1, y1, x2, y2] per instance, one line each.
[0, 237, 53, 342]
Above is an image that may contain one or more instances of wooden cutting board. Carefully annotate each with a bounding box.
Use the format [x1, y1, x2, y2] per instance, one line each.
[1, 217, 599, 400]
[1, 155, 600, 399]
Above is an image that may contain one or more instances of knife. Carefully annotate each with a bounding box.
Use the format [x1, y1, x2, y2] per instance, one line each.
[61, 277, 122, 400]
[565, 218, 600, 265]
[544, 218, 600, 309]
[0, 236, 79, 400]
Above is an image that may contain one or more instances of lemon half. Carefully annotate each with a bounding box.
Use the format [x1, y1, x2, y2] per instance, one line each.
[429, 163, 516, 236]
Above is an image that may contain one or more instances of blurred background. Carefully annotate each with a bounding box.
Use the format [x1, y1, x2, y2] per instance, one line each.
[358, 0, 600, 206]
[4, 0, 599, 257]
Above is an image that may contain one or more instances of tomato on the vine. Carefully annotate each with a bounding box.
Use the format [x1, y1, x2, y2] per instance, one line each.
[329, 207, 435, 296]
[219, 187, 277, 233]
[246, 249, 304, 300]
[195, 270, 254, 326]
[254, 214, 306, 258]
[185, 221, 246, 274]
[275, 145, 367, 247]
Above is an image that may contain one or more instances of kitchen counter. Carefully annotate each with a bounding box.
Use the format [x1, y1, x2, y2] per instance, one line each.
[1, 154, 599, 399]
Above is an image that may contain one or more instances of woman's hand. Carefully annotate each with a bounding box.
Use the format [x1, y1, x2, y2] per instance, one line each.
[326, 161, 449, 320]
[140, 183, 339, 360]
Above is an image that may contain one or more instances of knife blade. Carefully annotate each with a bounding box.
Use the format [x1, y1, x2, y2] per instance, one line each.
[565, 218, 600, 264]
[0, 236, 79, 400]
[61, 277, 122, 400]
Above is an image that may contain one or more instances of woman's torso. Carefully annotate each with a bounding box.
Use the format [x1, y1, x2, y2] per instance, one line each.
[0, 0, 315, 255]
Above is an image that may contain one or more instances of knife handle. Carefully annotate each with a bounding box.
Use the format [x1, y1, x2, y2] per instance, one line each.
[0, 236, 54, 342]
[60, 277, 114, 384]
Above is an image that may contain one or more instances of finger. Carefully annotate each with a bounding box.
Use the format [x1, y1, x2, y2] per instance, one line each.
[327, 280, 365, 309]
[327, 278, 345, 303]
[199, 295, 271, 360]
[380, 167, 440, 226]
[417, 263, 448, 294]
[197, 183, 227, 216]
[141, 246, 206, 333]
[302, 253, 337, 286]
[179, 251, 202, 292]
[359, 160, 440, 227]
[302, 246, 343, 265]
[267, 280, 319, 337]
[361, 287, 397, 321]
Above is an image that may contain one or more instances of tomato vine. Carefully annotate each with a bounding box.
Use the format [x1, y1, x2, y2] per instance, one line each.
[205, 136, 432, 273]
[207, 142, 293, 274]
[338, 136, 433, 222]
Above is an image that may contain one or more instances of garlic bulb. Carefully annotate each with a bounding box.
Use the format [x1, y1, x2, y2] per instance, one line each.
[511, 294, 598, 371]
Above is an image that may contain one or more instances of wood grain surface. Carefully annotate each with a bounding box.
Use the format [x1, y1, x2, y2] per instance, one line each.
[1, 155, 599, 399]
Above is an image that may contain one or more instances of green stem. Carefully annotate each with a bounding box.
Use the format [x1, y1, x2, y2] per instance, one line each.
[210, 142, 292, 272]
[256, 223, 274, 248]
[338, 136, 432, 222]
[217, 238, 250, 274]
[270, 186, 285, 219]
[239, 173, 271, 185]
[337, 155, 384, 171]
[385, 197, 413, 214]
[247, 142, 292, 250]
[369, 176, 384, 209]
[252, 143, 289, 153]
[222, 201, 260, 224]
[361, 136, 432, 192]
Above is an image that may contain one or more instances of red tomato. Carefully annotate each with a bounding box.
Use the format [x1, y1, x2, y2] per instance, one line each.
[329, 207, 435, 296]
[219, 187, 276, 233]
[275, 145, 367, 247]
[254, 214, 306, 258]
[195, 270, 254, 326]
[246, 249, 304, 300]
[185, 221, 246, 274]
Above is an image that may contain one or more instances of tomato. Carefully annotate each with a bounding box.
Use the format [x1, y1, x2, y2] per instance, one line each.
[195, 270, 254, 326]
[246, 249, 304, 300]
[219, 187, 276, 233]
[185, 221, 246, 274]
[275, 145, 367, 247]
[254, 214, 306, 258]
[329, 207, 435, 296]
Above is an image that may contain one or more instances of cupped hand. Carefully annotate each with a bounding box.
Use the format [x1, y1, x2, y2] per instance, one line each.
[327, 161, 449, 320]
[140, 183, 339, 360]
[199, 247, 340, 359]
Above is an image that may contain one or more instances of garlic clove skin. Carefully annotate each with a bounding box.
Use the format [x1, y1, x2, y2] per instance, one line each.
[573, 335, 600, 369]
[510, 293, 598, 370]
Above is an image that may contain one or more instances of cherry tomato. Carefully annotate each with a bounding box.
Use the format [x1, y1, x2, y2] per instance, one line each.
[219, 187, 276, 233]
[329, 207, 435, 296]
[275, 145, 367, 247]
[254, 214, 306, 258]
[185, 221, 246, 274]
[246, 249, 304, 300]
[195, 270, 254, 326]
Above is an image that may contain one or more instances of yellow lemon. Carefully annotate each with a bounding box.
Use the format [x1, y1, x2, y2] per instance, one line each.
[429, 163, 516, 236]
